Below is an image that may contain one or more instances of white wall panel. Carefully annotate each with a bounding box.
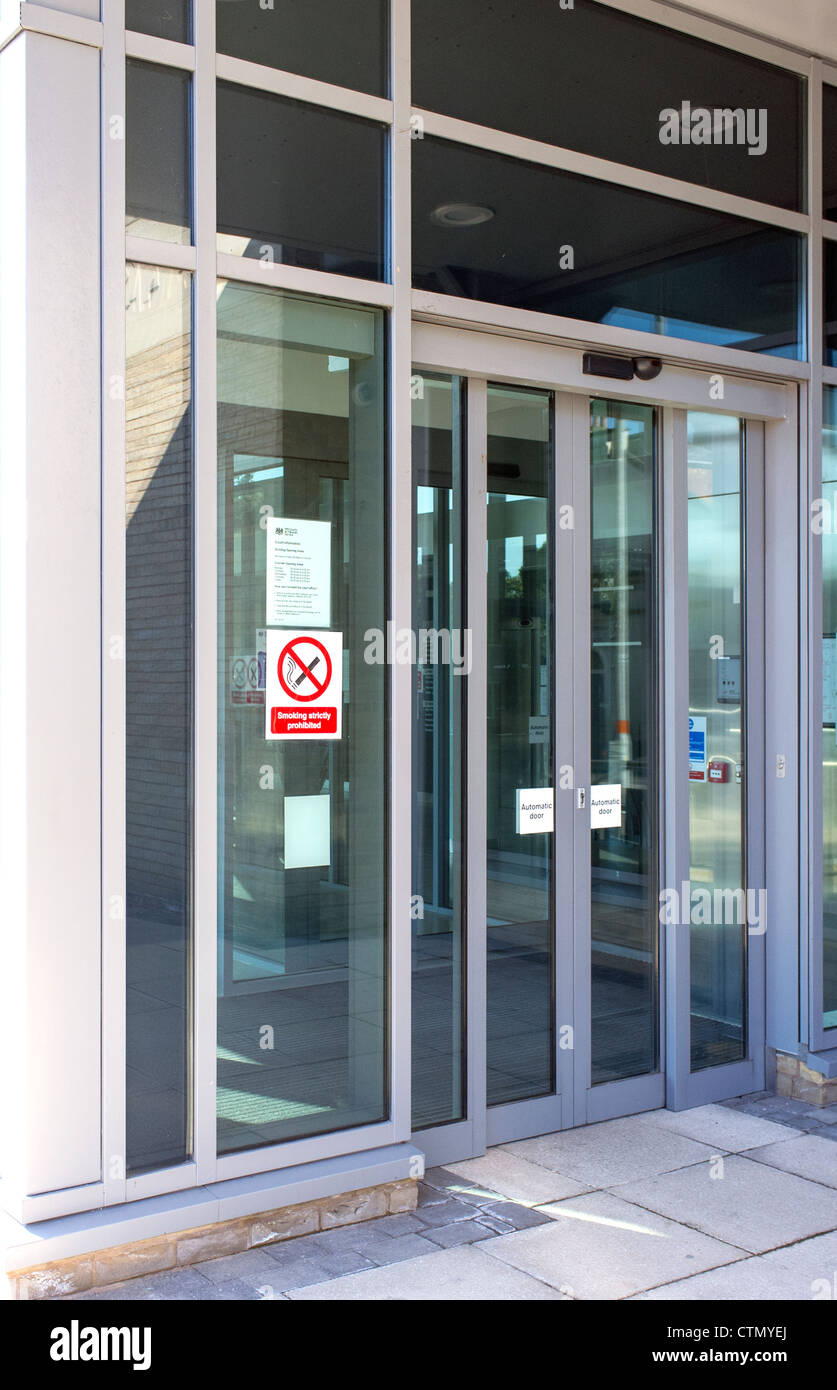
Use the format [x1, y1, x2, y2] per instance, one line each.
[0, 30, 102, 1201]
[670, 0, 837, 62]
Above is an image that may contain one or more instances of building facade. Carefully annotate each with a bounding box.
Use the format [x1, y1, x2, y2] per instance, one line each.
[1, 0, 836, 1293]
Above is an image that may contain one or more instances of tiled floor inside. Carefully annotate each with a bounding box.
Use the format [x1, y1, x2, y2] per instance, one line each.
[62, 1094, 837, 1301]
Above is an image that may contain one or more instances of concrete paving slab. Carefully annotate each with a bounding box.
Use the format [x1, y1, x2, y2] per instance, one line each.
[193, 1248, 287, 1286]
[444, 1150, 590, 1205]
[745, 1133, 837, 1187]
[504, 1114, 716, 1187]
[422, 1219, 494, 1248]
[65, 1268, 217, 1301]
[259, 1244, 378, 1292]
[635, 1229, 837, 1301]
[482, 1190, 744, 1300]
[411, 1194, 484, 1227]
[364, 1212, 426, 1236]
[361, 1232, 440, 1264]
[288, 1244, 569, 1300]
[639, 1103, 799, 1152]
[616, 1154, 837, 1254]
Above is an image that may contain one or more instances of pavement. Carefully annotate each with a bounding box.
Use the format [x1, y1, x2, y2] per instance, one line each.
[60, 1094, 837, 1301]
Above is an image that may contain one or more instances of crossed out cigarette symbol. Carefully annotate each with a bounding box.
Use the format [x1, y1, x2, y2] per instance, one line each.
[277, 637, 332, 702]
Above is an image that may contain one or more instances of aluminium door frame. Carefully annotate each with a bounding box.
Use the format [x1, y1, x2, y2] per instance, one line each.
[411, 320, 793, 1162]
[664, 414, 768, 1110]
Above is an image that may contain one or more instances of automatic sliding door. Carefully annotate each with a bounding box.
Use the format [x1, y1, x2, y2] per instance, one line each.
[411, 375, 467, 1131]
[588, 400, 660, 1087]
[486, 385, 555, 1107]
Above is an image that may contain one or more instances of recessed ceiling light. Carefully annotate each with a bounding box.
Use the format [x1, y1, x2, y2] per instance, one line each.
[430, 202, 495, 227]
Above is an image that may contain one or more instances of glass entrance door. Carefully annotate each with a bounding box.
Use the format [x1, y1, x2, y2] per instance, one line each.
[588, 399, 660, 1089]
[409, 327, 779, 1164]
[485, 386, 555, 1111]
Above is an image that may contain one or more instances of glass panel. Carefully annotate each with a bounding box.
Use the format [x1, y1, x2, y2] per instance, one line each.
[413, 137, 804, 360]
[217, 83, 386, 281]
[821, 387, 837, 1030]
[125, 264, 192, 1173]
[126, 0, 189, 43]
[126, 60, 191, 245]
[216, 0, 388, 99]
[413, 0, 804, 212]
[825, 84, 837, 223]
[590, 401, 659, 1084]
[486, 385, 554, 1107]
[411, 375, 466, 1129]
[687, 412, 747, 1070]
[216, 282, 387, 1152]
[827, 241, 837, 368]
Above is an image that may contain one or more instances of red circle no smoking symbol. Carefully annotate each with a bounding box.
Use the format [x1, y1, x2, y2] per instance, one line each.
[277, 636, 332, 702]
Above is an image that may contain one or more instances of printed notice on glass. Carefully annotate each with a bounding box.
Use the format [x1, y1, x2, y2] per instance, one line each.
[590, 784, 622, 828]
[689, 715, 707, 782]
[265, 629, 343, 741]
[824, 635, 837, 726]
[266, 517, 331, 628]
[515, 788, 554, 835]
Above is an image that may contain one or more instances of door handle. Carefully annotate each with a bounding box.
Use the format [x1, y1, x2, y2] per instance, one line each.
[577, 788, 586, 810]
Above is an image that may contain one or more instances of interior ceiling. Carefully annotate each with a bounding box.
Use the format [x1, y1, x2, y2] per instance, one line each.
[411, 137, 798, 341]
[412, 0, 803, 212]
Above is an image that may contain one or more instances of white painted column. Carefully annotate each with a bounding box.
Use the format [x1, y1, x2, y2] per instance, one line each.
[0, 24, 102, 1213]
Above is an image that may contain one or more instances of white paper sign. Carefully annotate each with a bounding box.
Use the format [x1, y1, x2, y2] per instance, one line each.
[266, 517, 331, 628]
[528, 715, 549, 745]
[590, 784, 622, 828]
[265, 629, 343, 741]
[516, 788, 554, 835]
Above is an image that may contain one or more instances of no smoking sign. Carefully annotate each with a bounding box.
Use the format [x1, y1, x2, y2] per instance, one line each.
[265, 629, 343, 740]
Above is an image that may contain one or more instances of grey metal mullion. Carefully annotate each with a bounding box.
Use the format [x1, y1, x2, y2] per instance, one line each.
[554, 392, 576, 1128]
[192, 0, 219, 1185]
[450, 376, 467, 1121]
[466, 378, 488, 1155]
[654, 403, 666, 1086]
[809, 383, 831, 1050]
[744, 421, 767, 1088]
[389, 0, 413, 1142]
[101, 0, 128, 1206]
[663, 409, 692, 1110]
[571, 392, 592, 1128]
[807, 54, 824, 1051]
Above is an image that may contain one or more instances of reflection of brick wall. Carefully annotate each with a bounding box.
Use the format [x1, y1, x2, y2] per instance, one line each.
[126, 330, 191, 923]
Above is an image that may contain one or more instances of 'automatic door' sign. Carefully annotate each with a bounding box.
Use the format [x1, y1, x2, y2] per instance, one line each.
[265, 630, 343, 740]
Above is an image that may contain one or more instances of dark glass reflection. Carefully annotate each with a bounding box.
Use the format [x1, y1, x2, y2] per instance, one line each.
[411, 375, 466, 1129]
[590, 401, 659, 1084]
[824, 84, 837, 222]
[413, 137, 803, 359]
[126, 60, 191, 244]
[486, 386, 554, 1107]
[125, 265, 192, 1173]
[216, 0, 388, 98]
[217, 82, 386, 281]
[126, 0, 189, 43]
[413, 0, 804, 211]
